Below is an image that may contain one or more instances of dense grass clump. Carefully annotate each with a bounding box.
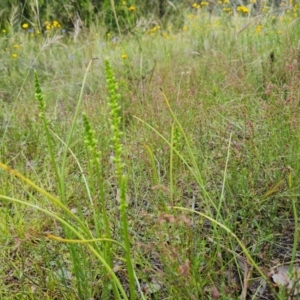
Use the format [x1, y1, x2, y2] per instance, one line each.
[1, 2, 300, 299]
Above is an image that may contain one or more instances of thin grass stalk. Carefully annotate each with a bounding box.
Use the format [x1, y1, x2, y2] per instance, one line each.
[1, 46, 44, 151]
[133, 115, 219, 215]
[53, 129, 117, 298]
[0, 161, 89, 236]
[1, 159, 92, 298]
[60, 58, 97, 204]
[110, 0, 121, 35]
[34, 71, 62, 197]
[173, 206, 267, 280]
[147, 59, 156, 92]
[50, 128, 119, 298]
[169, 124, 175, 206]
[217, 132, 232, 220]
[0, 194, 127, 300]
[288, 171, 298, 272]
[50, 128, 111, 254]
[143, 144, 159, 185]
[47, 235, 125, 247]
[160, 90, 219, 217]
[54, 59, 97, 296]
[143, 143, 168, 209]
[34, 0, 42, 30]
[50, 129, 93, 208]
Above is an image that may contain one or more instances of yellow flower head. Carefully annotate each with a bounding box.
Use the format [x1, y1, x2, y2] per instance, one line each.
[2, 29, 7, 33]
[183, 25, 188, 31]
[121, 54, 127, 59]
[129, 5, 136, 11]
[12, 53, 18, 58]
[53, 20, 60, 28]
[13, 44, 20, 49]
[22, 23, 29, 29]
[256, 25, 263, 33]
[237, 5, 249, 13]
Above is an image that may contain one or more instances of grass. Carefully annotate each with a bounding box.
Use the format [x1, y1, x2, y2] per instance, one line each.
[1, 4, 300, 299]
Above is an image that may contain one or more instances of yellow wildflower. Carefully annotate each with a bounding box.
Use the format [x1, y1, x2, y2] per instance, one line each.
[46, 25, 51, 30]
[2, 29, 6, 33]
[183, 25, 188, 31]
[151, 25, 160, 33]
[12, 53, 18, 58]
[192, 3, 198, 8]
[53, 20, 60, 28]
[122, 1, 126, 4]
[22, 23, 29, 29]
[256, 25, 263, 33]
[128, 6, 136, 11]
[121, 54, 127, 59]
[13, 44, 20, 49]
[237, 6, 249, 13]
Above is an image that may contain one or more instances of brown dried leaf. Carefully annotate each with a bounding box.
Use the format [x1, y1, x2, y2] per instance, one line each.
[159, 213, 175, 224]
[178, 215, 192, 226]
[151, 184, 169, 193]
[178, 259, 190, 277]
[211, 286, 220, 298]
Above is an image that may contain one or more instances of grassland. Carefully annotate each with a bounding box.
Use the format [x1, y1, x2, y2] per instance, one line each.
[1, 3, 300, 299]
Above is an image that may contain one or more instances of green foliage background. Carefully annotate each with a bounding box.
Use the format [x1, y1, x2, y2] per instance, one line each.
[0, 0, 191, 32]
